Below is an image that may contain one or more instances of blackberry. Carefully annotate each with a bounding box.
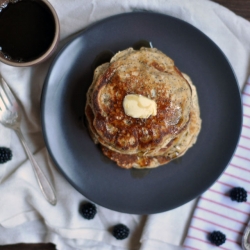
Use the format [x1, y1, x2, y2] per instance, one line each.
[0, 147, 12, 164]
[208, 231, 226, 246]
[112, 224, 129, 240]
[79, 202, 97, 220]
[230, 187, 247, 202]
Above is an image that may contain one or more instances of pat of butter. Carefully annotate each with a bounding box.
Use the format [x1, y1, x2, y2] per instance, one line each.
[123, 94, 157, 118]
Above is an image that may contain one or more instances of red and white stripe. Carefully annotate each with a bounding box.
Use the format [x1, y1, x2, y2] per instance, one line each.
[184, 78, 250, 250]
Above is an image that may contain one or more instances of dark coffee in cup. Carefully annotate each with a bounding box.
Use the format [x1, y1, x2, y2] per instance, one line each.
[0, 0, 60, 66]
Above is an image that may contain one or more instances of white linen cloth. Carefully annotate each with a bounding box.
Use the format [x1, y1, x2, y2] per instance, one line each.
[0, 0, 250, 249]
[183, 77, 250, 249]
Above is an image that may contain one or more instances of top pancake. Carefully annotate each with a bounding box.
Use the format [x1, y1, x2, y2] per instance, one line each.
[86, 47, 193, 155]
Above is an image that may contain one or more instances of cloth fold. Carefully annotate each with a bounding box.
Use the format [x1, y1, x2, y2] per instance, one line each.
[0, 0, 250, 249]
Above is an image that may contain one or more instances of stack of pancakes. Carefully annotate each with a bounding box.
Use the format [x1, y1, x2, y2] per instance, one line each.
[85, 47, 201, 169]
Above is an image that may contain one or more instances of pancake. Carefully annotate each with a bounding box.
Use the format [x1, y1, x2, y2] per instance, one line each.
[100, 73, 201, 169]
[85, 47, 201, 169]
[86, 48, 193, 153]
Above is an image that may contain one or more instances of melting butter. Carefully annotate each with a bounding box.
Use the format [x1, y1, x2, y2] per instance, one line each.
[123, 94, 157, 118]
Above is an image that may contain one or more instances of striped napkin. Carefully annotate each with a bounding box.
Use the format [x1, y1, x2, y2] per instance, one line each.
[183, 77, 250, 249]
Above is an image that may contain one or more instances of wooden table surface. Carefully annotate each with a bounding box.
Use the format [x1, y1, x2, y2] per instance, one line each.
[1, 1, 249, 249]
[212, 0, 250, 21]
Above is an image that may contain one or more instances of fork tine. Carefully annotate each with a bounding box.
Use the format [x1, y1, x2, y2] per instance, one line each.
[0, 77, 15, 105]
[0, 92, 7, 113]
[0, 79, 10, 109]
[0, 77, 14, 109]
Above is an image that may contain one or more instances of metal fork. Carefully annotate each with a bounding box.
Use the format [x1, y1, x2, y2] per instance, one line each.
[0, 76, 57, 205]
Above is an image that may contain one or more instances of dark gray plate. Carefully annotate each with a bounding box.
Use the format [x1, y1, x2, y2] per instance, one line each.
[41, 12, 242, 214]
